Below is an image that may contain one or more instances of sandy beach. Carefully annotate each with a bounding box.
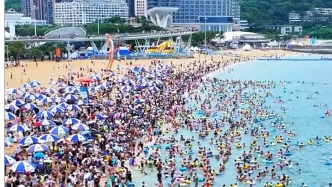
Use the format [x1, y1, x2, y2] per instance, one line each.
[5, 50, 300, 89]
[4, 49, 302, 187]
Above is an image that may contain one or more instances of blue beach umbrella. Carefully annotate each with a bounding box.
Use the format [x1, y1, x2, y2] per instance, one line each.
[5, 141, 11, 147]
[121, 85, 132, 92]
[89, 87, 99, 92]
[24, 95, 37, 100]
[126, 80, 133, 84]
[41, 97, 53, 103]
[145, 74, 154, 78]
[38, 111, 54, 118]
[48, 106, 65, 113]
[53, 97, 66, 103]
[5, 112, 17, 120]
[19, 136, 39, 145]
[38, 134, 59, 143]
[22, 92, 34, 98]
[45, 88, 57, 93]
[22, 103, 37, 110]
[35, 94, 46, 100]
[59, 103, 69, 109]
[67, 134, 86, 142]
[71, 123, 89, 131]
[100, 82, 111, 88]
[75, 100, 87, 106]
[90, 75, 100, 81]
[66, 104, 80, 111]
[49, 81, 59, 85]
[11, 161, 36, 172]
[136, 78, 147, 84]
[116, 78, 125, 83]
[134, 98, 145, 103]
[5, 104, 19, 110]
[49, 126, 69, 135]
[105, 100, 114, 106]
[5, 155, 16, 165]
[149, 86, 160, 91]
[141, 82, 150, 87]
[29, 80, 41, 87]
[22, 83, 32, 88]
[8, 124, 25, 132]
[95, 114, 108, 120]
[7, 88, 20, 95]
[39, 119, 56, 126]
[151, 80, 163, 85]
[56, 83, 67, 87]
[11, 99, 25, 106]
[26, 144, 50, 152]
[64, 94, 77, 100]
[64, 87, 79, 94]
[63, 118, 81, 125]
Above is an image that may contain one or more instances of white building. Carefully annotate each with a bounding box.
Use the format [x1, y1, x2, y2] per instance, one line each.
[147, 7, 179, 28]
[53, 0, 129, 26]
[5, 9, 47, 37]
[239, 20, 249, 30]
[134, 0, 147, 18]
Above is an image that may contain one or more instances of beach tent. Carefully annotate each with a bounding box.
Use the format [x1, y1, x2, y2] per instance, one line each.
[193, 47, 199, 51]
[297, 42, 304, 46]
[267, 41, 279, 47]
[289, 40, 297, 45]
[242, 44, 252, 51]
[189, 46, 196, 51]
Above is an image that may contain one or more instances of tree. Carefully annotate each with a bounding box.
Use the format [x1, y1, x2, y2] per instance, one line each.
[183, 31, 220, 46]
[8, 42, 26, 59]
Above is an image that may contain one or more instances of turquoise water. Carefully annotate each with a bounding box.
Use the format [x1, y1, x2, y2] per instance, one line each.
[132, 55, 332, 187]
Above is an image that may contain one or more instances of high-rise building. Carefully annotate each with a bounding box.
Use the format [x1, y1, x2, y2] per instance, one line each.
[135, 0, 147, 18]
[21, 0, 44, 20]
[147, 0, 240, 31]
[43, 0, 54, 24]
[126, 0, 136, 18]
[53, 0, 129, 26]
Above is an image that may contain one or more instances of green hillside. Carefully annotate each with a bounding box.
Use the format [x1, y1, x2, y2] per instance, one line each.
[5, 0, 21, 11]
[240, 0, 332, 25]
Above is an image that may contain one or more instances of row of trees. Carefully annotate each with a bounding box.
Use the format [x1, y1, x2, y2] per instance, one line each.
[6, 31, 220, 59]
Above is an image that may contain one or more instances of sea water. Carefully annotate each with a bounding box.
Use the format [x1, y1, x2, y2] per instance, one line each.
[132, 55, 332, 187]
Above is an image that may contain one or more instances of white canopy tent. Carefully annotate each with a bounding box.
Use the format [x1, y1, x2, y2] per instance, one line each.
[297, 42, 304, 46]
[242, 44, 252, 51]
[289, 40, 297, 45]
[267, 41, 279, 47]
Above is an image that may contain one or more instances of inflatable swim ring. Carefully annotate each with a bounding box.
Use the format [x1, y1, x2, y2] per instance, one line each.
[236, 144, 242, 148]
[307, 141, 314, 145]
[284, 152, 292, 156]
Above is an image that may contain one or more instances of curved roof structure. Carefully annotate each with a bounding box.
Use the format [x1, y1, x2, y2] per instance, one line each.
[45, 27, 86, 39]
[5, 31, 11, 38]
[147, 7, 179, 28]
[223, 31, 256, 41]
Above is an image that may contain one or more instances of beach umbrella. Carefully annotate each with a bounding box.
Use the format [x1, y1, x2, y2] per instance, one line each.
[64, 87, 79, 94]
[45, 88, 57, 94]
[23, 103, 37, 110]
[109, 72, 116, 76]
[145, 74, 154, 78]
[149, 86, 160, 91]
[56, 83, 67, 87]
[95, 114, 108, 120]
[100, 82, 111, 88]
[134, 98, 145, 103]
[89, 87, 99, 92]
[5, 155, 16, 165]
[66, 104, 80, 111]
[5, 141, 11, 147]
[59, 103, 69, 109]
[48, 106, 65, 113]
[105, 100, 114, 106]
[116, 78, 125, 83]
[38, 111, 54, 118]
[67, 134, 86, 142]
[5, 112, 17, 120]
[126, 80, 133, 84]
[41, 97, 53, 103]
[11, 99, 25, 106]
[7, 88, 20, 95]
[8, 124, 25, 132]
[35, 94, 46, 100]
[22, 92, 34, 98]
[19, 136, 39, 145]
[71, 123, 89, 131]
[75, 100, 87, 106]
[53, 97, 66, 103]
[27, 144, 49, 152]
[29, 80, 41, 87]
[63, 118, 81, 125]
[24, 95, 37, 100]
[121, 85, 132, 92]
[22, 83, 32, 88]
[49, 126, 69, 135]
[38, 134, 59, 143]
[64, 94, 77, 100]
[90, 75, 100, 81]
[39, 119, 56, 126]
[11, 161, 36, 172]
[141, 82, 150, 87]
[5, 104, 19, 110]
[136, 79, 147, 84]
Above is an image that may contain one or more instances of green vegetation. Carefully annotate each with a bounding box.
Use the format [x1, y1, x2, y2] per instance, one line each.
[6, 42, 67, 60]
[241, 0, 332, 26]
[185, 31, 221, 46]
[5, 0, 21, 11]
[14, 25, 62, 36]
[303, 27, 332, 39]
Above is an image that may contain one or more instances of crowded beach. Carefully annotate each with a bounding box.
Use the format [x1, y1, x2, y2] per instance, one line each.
[4, 50, 332, 187]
